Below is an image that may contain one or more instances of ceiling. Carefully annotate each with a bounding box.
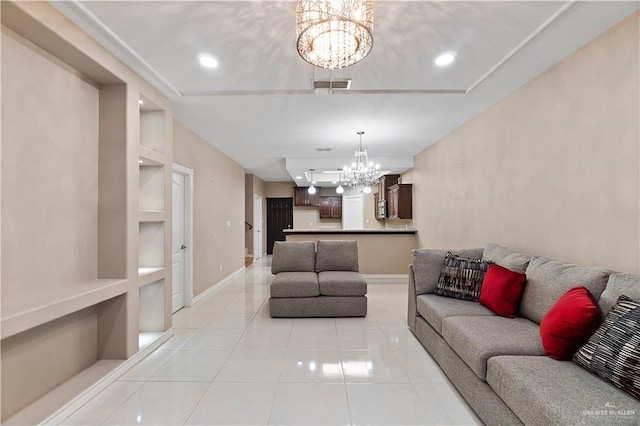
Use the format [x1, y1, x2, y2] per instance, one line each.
[54, 1, 638, 186]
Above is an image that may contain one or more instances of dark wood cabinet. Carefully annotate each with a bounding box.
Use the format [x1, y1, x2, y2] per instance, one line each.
[375, 174, 400, 219]
[377, 174, 400, 202]
[294, 187, 320, 206]
[387, 184, 412, 219]
[319, 196, 342, 218]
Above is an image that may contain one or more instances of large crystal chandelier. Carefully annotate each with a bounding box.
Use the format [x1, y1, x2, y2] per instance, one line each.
[342, 131, 381, 193]
[296, 0, 374, 70]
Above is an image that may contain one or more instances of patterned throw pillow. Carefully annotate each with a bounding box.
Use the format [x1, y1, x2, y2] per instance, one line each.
[435, 252, 492, 301]
[573, 295, 640, 400]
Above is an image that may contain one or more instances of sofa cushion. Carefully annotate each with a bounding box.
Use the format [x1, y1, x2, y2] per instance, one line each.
[411, 248, 483, 295]
[318, 271, 367, 296]
[521, 257, 611, 324]
[574, 295, 640, 400]
[442, 316, 544, 380]
[478, 264, 527, 318]
[315, 240, 359, 272]
[598, 273, 640, 316]
[416, 294, 495, 335]
[271, 241, 316, 274]
[270, 272, 319, 298]
[539, 286, 602, 360]
[482, 243, 533, 274]
[487, 356, 640, 426]
[435, 252, 492, 301]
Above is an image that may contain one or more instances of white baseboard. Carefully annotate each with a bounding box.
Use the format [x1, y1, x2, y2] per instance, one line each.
[41, 329, 174, 425]
[191, 267, 245, 305]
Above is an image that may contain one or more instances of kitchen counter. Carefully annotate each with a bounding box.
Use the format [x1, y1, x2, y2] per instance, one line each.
[284, 229, 417, 274]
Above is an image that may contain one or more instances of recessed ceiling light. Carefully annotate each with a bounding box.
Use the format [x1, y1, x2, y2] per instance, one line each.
[435, 51, 457, 67]
[198, 53, 219, 69]
[295, 175, 302, 179]
[138, 99, 144, 105]
[138, 159, 144, 164]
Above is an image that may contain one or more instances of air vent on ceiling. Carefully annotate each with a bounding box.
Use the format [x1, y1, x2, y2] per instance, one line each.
[313, 79, 352, 90]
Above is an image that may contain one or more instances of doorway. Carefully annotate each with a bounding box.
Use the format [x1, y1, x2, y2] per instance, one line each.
[266, 197, 293, 254]
[172, 164, 194, 313]
[253, 194, 263, 260]
[343, 194, 364, 229]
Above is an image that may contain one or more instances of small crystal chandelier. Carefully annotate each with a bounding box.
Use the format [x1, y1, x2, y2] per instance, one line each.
[296, 0, 374, 70]
[343, 131, 381, 192]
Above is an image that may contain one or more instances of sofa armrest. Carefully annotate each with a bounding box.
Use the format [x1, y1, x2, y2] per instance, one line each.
[407, 264, 418, 331]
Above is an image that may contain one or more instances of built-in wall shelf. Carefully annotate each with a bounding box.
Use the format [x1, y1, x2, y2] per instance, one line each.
[139, 211, 166, 222]
[138, 146, 165, 165]
[139, 331, 165, 350]
[138, 267, 164, 277]
[139, 109, 166, 153]
[138, 222, 165, 270]
[1, 279, 128, 340]
[139, 164, 165, 212]
[138, 280, 165, 349]
[3, 360, 123, 426]
[1, 3, 173, 422]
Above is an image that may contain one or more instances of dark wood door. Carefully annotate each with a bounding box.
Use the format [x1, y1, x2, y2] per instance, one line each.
[266, 197, 293, 254]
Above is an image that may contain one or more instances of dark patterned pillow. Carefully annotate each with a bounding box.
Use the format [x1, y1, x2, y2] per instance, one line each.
[434, 252, 492, 301]
[573, 295, 640, 400]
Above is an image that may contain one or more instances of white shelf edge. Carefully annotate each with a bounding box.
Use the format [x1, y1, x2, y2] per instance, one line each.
[138, 210, 166, 222]
[138, 146, 165, 165]
[138, 267, 164, 277]
[1, 279, 129, 340]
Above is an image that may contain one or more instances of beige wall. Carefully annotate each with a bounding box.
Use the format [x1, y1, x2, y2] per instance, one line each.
[173, 121, 245, 296]
[2, 31, 100, 300]
[411, 12, 639, 274]
[1, 2, 174, 420]
[1, 32, 102, 418]
[2, 308, 98, 419]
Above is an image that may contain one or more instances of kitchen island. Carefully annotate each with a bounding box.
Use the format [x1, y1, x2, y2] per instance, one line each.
[283, 229, 417, 275]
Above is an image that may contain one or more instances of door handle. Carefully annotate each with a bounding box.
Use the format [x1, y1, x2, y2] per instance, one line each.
[181, 244, 187, 250]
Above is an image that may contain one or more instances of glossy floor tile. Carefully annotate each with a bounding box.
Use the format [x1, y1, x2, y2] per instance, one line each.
[269, 383, 351, 425]
[58, 257, 481, 425]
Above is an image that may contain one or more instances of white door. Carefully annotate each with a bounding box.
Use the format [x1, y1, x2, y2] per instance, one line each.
[172, 172, 186, 313]
[253, 194, 262, 260]
[343, 194, 363, 229]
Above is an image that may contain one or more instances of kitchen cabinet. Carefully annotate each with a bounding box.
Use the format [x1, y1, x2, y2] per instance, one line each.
[319, 196, 342, 218]
[375, 174, 400, 219]
[377, 174, 399, 202]
[387, 184, 412, 219]
[294, 187, 320, 206]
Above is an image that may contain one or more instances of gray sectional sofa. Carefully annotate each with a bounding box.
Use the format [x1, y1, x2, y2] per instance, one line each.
[408, 243, 640, 425]
[269, 240, 367, 317]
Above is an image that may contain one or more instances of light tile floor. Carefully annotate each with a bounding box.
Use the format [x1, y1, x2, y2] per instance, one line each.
[59, 257, 481, 425]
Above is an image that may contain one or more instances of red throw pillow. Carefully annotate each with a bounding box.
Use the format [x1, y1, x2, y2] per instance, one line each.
[539, 286, 602, 361]
[478, 264, 527, 318]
